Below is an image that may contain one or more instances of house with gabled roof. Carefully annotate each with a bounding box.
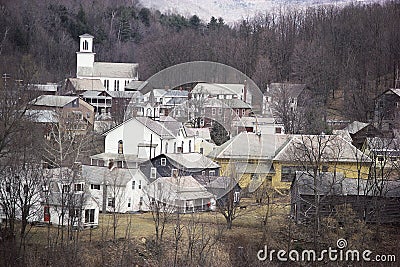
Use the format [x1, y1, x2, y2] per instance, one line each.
[272, 134, 371, 189]
[29, 95, 95, 134]
[208, 132, 290, 191]
[291, 171, 400, 224]
[373, 88, 400, 135]
[333, 121, 383, 149]
[92, 116, 195, 166]
[140, 153, 220, 181]
[191, 83, 252, 105]
[144, 175, 215, 213]
[82, 165, 150, 213]
[76, 34, 138, 91]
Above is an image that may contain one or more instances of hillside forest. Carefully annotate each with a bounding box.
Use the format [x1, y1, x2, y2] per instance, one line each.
[1, 0, 400, 123]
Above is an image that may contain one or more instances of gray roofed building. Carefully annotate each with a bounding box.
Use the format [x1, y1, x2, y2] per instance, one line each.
[125, 80, 147, 91]
[78, 62, 139, 79]
[209, 132, 290, 160]
[82, 165, 142, 186]
[66, 78, 105, 92]
[192, 83, 244, 96]
[144, 176, 214, 210]
[273, 135, 371, 163]
[135, 117, 175, 139]
[30, 95, 78, 107]
[343, 121, 370, 135]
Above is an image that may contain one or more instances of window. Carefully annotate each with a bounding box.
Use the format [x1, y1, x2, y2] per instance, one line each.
[132, 180, 135, 189]
[172, 169, 178, 177]
[200, 147, 204, 154]
[104, 80, 109, 90]
[275, 127, 282, 134]
[236, 109, 240, 115]
[234, 191, 240, 203]
[165, 143, 168, 153]
[242, 109, 246, 116]
[128, 197, 131, 208]
[322, 165, 329, 172]
[83, 40, 88, 50]
[114, 80, 120, 91]
[161, 158, 167, 166]
[71, 208, 81, 218]
[139, 180, 142, 189]
[85, 209, 95, 223]
[202, 171, 206, 175]
[218, 108, 222, 115]
[188, 140, 192, 152]
[42, 185, 49, 192]
[150, 168, 157, 179]
[117, 161, 123, 168]
[281, 166, 305, 182]
[212, 108, 216, 115]
[174, 142, 177, 153]
[181, 141, 184, 153]
[108, 197, 115, 207]
[209, 170, 215, 176]
[118, 140, 123, 154]
[62, 184, 70, 193]
[91, 184, 100, 190]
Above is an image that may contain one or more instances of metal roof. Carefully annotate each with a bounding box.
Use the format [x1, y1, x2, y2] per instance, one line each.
[192, 83, 244, 96]
[68, 78, 105, 91]
[209, 132, 290, 160]
[31, 95, 77, 107]
[274, 135, 372, 163]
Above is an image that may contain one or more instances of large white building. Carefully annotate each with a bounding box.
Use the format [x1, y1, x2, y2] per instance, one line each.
[76, 34, 139, 91]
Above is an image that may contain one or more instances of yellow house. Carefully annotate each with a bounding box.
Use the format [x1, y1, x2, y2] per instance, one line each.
[272, 135, 371, 189]
[208, 132, 290, 192]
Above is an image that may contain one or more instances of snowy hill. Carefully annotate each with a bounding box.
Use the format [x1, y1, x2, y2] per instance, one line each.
[139, 0, 381, 24]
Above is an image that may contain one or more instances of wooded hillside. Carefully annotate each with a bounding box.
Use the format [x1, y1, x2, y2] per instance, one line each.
[1, 0, 400, 121]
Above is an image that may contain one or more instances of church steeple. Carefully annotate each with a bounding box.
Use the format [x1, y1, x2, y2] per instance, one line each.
[76, 34, 95, 78]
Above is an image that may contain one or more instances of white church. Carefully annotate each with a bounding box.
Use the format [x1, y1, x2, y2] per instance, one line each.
[76, 33, 139, 91]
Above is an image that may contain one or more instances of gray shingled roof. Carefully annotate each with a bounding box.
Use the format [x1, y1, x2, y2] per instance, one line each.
[31, 95, 77, 107]
[192, 83, 244, 96]
[68, 78, 105, 91]
[164, 153, 220, 170]
[82, 165, 143, 186]
[125, 80, 147, 90]
[274, 135, 371, 163]
[106, 91, 137, 98]
[93, 62, 138, 78]
[135, 117, 175, 139]
[209, 132, 290, 160]
[344, 121, 370, 135]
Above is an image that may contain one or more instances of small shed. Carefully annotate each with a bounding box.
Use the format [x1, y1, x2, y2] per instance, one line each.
[291, 171, 400, 224]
